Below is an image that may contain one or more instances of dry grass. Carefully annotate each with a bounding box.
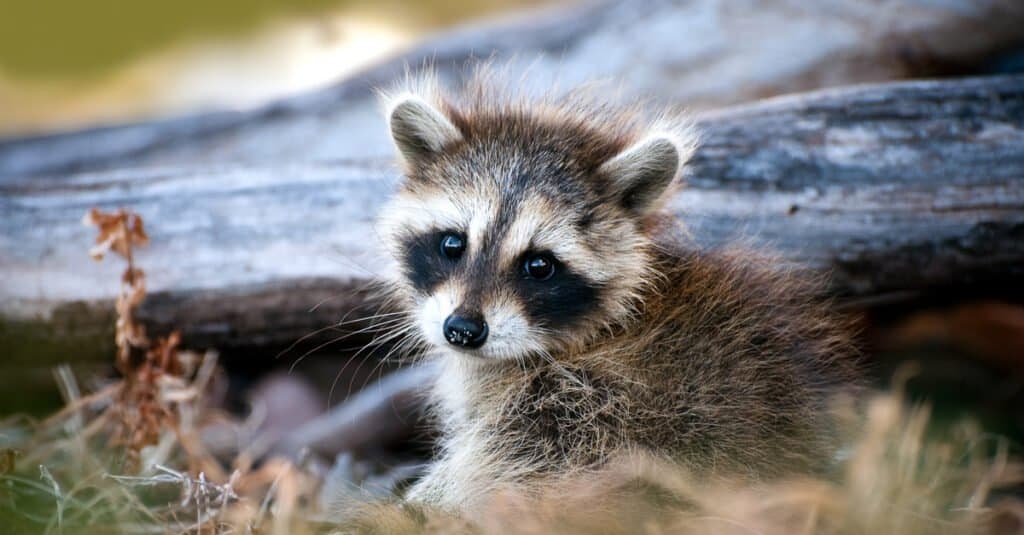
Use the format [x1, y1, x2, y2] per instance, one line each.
[0, 209, 320, 533]
[0, 208, 1021, 534]
[343, 388, 1024, 535]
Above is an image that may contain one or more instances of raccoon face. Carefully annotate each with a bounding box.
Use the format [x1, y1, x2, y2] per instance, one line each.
[377, 92, 692, 363]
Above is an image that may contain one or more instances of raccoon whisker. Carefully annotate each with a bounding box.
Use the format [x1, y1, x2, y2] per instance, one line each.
[307, 289, 369, 313]
[364, 319, 417, 353]
[399, 338, 431, 368]
[362, 332, 426, 394]
[348, 319, 415, 358]
[380, 326, 422, 365]
[375, 327, 422, 364]
[276, 319, 357, 362]
[330, 320, 418, 405]
[325, 353, 375, 409]
[365, 346, 407, 389]
[283, 318, 407, 364]
[346, 322, 421, 397]
[337, 310, 409, 323]
[308, 276, 396, 316]
[275, 309, 406, 361]
[285, 317, 409, 373]
[325, 315, 410, 339]
[322, 310, 408, 332]
[320, 246, 382, 279]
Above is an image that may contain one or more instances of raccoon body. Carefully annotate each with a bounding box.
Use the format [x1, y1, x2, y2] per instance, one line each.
[376, 74, 860, 511]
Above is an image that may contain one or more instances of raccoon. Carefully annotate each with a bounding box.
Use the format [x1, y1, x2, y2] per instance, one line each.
[375, 73, 861, 512]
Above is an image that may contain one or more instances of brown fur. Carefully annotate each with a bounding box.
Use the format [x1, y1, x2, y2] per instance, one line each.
[342, 391, 1019, 534]
[375, 69, 862, 511]
[407, 239, 861, 507]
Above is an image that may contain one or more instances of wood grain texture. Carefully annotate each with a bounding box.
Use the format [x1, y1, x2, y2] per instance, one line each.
[2, 0, 1022, 179]
[2, 75, 1023, 367]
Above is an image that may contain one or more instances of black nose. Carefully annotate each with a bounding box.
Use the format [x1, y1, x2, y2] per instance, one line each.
[443, 314, 488, 348]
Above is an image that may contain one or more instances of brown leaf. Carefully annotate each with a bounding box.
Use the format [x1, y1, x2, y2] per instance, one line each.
[84, 208, 149, 261]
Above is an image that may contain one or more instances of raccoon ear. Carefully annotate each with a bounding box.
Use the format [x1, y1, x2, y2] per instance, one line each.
[387, 96, 462, 167]
[599, 135, 685, 214]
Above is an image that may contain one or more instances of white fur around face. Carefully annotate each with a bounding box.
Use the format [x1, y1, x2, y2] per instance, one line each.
[415, 284, 541, 363]
[378, 188, 499, 252]
[382, 188, 548, 363]
[416, 282, 462, 350]
[377, 191, 463, 248]
[480, 292, 543, 361]
[500, 198, 617, 284]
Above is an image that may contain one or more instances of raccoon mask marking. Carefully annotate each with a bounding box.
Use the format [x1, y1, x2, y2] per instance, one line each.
[378, 86, 693, 363]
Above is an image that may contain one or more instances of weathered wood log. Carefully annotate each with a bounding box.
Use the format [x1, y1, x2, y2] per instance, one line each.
[269, 363, 438, 460]
[2, 0, 1022, 179]
[2, 75, 1023, 370]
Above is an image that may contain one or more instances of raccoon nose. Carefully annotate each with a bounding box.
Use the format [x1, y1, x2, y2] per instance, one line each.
[443, 314, 488, 349]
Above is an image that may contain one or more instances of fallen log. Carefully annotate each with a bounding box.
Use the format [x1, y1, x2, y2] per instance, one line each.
[2, 0, 1023, 178]
[2, 75, 1023, 370]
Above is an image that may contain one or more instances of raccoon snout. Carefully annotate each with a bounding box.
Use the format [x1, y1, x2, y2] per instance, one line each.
[443, 314, 489, 349]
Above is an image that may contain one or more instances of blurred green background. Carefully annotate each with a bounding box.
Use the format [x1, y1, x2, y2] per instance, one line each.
[2, 0, 343, 78]
[0, 0, 553, 137]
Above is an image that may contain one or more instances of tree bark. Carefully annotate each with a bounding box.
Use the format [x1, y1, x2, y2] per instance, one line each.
[2, 75, 1022, 367]
[2, 0, 1022, 178]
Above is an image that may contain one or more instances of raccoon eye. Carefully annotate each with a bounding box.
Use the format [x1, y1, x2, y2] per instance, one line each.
[524, 255, 555, 281]
[440, 233, 466, 260]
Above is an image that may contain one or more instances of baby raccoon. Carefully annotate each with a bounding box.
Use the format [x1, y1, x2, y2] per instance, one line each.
[376, 74, 860, 511]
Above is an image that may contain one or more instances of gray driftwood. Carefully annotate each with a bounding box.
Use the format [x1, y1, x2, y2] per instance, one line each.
[2, 0, 1023, 179]
[2, 74, 1023, 369]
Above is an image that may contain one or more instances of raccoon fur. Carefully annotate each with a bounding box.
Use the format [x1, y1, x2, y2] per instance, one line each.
[374, 72, 861, 512]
